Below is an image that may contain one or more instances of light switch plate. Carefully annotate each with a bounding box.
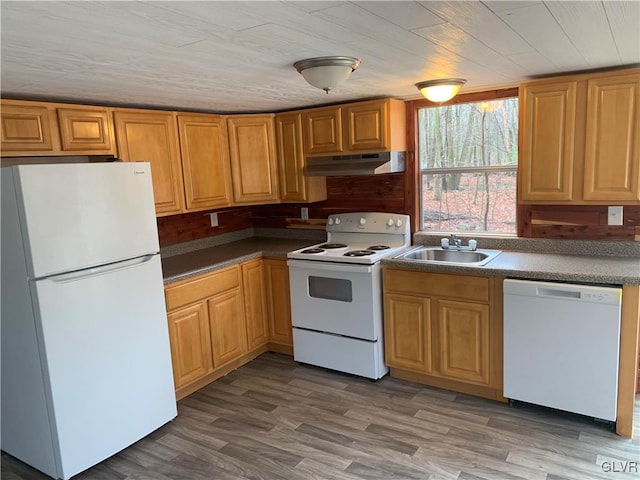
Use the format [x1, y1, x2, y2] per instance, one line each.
[607, 206, 623, 226]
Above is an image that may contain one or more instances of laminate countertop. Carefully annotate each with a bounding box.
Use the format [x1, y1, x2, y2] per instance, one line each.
[382, 250, 640, 285]
[162, 236, 640, 286]
[162, 237, 316, 284]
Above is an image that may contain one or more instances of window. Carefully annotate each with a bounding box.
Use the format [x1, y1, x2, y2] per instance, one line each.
[418, 97, 518, 234]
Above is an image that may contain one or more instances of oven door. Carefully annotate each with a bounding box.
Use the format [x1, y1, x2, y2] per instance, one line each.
[287, 259, 382, 341]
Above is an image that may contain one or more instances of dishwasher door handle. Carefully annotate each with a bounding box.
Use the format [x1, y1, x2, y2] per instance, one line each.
[536, 287, 581, 299]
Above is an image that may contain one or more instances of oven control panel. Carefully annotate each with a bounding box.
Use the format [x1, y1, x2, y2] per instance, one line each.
[326, 212, 410, 234]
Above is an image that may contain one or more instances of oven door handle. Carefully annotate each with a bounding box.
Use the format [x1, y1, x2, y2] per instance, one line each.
[287, 259, 374, 274]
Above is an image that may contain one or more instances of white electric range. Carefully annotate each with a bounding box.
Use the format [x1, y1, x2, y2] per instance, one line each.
[287, 212, 411, 379]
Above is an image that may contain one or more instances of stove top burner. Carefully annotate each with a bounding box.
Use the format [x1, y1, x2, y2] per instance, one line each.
[301, 248, 325, 254]
[344, 250, 375, 257]
[367, 245, 391, 251]
[318, 243, 348, 249]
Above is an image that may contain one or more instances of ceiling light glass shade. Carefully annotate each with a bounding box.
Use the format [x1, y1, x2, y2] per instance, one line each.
[294, 56, 361, 93]
[415, 78, 467, 102]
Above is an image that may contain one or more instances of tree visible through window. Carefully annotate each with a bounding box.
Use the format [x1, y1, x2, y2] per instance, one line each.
[419, 98, 518, 234]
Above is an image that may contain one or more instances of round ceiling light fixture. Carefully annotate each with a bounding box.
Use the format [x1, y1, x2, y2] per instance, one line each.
[294, 56, 361, 94]
[415, 78, 467, 103]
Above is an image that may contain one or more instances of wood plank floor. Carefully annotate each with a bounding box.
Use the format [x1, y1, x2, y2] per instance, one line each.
[3, 353, 640, 480]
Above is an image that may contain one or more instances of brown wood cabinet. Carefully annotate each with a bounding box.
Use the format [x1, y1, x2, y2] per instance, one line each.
[1, 99, 116, 156]
[177, 113, 233, 212]
[208, 287, 246, 366]
[275, 112, 326, 203]
[264, 258, 293, 353]
[519, 69, 640, 204]
[241, 259, 269, 350]
[227, 114, 279, 205]
[304, 98, 406, 157]
[383, 268, 504, 400]
[113, 109, 184, 216]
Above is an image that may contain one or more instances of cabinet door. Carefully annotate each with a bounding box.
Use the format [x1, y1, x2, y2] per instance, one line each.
[304, 107, 343, 155]
[519, 82, 577, 201]
[437, 300, 490, 386]
[1, 102, 57, 154]
[208, 287, 247, 367]
[242, 259, 269, 350]
[177, 114, 233, 211]
[345, 100, 388, 151]
[275, 113, 327, 203]
[583, 73, 640, 201]
[167, 302, 213, 389]
[227, 115, 279, 204]
[384, 293, 433, 373]
[57, 107, 115, 154]
[264, 259, 292, 346]
[114, 110, 184, 216]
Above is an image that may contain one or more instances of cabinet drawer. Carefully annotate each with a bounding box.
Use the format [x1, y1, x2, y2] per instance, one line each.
[383, 268, 490, 302]
[165, 265, 240, 311]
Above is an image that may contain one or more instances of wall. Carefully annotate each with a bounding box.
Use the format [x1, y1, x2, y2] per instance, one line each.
[157, 207, 252, 246]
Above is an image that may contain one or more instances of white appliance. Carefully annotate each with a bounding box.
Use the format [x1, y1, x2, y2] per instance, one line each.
[503, 279, 622, 422]
[288, 212, 410, 379]
[1, 163, 177, 480]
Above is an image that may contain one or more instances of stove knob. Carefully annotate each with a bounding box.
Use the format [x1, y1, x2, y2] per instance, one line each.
[334, 217, 341, 225]
[396, 219, 403, 228]
[387, 218, 394, 227]
[359, 217, 366, 226]
[328, 218, 334, 225]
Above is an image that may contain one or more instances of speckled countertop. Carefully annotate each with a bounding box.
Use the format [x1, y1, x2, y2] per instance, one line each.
[161, 231, 640, 286]
[382, 250, 640, 285]
[162, 237, 316, 284]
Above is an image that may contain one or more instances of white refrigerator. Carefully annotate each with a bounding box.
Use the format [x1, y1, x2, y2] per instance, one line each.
[1, 162, 177, 480]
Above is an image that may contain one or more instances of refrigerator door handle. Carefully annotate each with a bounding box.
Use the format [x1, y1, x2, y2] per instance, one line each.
[46, 255, 157, 283]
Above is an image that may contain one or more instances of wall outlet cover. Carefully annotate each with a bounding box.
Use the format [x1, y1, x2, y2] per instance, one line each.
[301, 207, 309, 220]
[607, 206, 623, 226]
[209, 212, 219, 227]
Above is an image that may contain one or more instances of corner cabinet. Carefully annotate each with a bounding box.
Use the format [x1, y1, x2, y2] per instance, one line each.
[227, 114, 279, 205]
[1, 99, 116, 156]
[303, 98, 406, 157]
[383, 268, 504, 401]
[177, 113, 233, 212]
[519, 69, 640, 204]
[113, 109, 185, 216]
[275, 112, 326, 203]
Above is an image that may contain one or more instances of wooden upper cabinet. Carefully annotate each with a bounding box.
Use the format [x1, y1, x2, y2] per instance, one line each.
[114, 109, 184, 216]
[1, 101, 57, 154]
[304, 106, 343, 155]
[275, 112, 326, 203]
[583, 72, 640, 201]
[519, 81, 577, 202]
[345, 98, 406, 152]
[177, 114, 233, 211]
[57, 107, 115, 153]
[227, 114, 279, 205]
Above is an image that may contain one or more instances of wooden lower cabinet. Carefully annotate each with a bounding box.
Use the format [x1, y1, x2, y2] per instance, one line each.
[208, 287, 247, 366]
[241, 259, 269, 350]
[383, 267, 504, 401]
[264, 258, 293, 353]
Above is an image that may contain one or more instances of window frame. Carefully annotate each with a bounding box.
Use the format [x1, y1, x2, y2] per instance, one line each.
[405, 87, 520, 234]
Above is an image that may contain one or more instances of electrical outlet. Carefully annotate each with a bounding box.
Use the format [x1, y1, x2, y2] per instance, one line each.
[209, 212, 219, 227]
[607, 206, 623, 226]
[301, 207, 309, 220]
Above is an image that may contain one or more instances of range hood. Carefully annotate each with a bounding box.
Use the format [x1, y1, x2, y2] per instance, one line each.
[304, 152, 405, 177]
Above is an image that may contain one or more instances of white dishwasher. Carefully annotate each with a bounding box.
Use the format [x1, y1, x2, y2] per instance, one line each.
[503, 279, 622, 422]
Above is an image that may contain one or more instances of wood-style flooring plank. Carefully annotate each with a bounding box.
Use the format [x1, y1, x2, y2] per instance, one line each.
[2, 352, 639, 480]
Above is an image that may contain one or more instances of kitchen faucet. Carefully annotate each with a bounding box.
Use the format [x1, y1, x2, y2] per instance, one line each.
[441, 234, 477, 251]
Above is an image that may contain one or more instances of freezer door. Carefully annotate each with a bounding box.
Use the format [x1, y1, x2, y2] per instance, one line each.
[12, 162, 159, 278]
[30, 254, 176, 479]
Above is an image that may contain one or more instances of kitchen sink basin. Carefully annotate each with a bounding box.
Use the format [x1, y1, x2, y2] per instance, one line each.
[395, 246, 501, 266]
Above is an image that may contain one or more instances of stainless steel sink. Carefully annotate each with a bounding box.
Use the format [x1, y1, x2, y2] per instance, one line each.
[395, 246, 501, 266]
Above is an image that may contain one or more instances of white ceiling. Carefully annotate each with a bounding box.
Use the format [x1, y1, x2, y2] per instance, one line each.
[2, 1, 639, 113]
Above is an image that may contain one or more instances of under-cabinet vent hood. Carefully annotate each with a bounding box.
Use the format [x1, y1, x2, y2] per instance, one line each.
[304, 152, 405, 177]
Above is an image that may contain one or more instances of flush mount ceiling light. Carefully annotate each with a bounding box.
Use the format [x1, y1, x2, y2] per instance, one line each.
[415, 78, 467, 103]
[294, 56, 361, 94]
